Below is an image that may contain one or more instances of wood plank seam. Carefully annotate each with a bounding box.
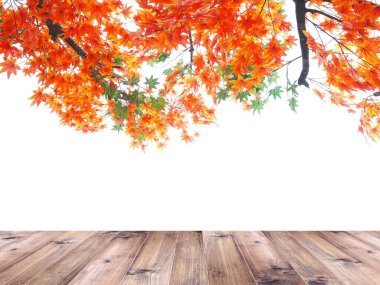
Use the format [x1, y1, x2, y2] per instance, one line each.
[318, 232, 380, 273]
[169, 231, 209, 285]
[0, 232, 93, 285]
[0, 232, 63, 274]
[289, 232, 379, 285]
[119, 231, 150, 280]
[203, 232, 258, 284]
[263, 232, 344, 285]
[231, 233, 259, 284]
[0, 232, 378, 284]
[67, 232, 149, 285]
[119, 231, 178, 284]
[262, 232, 310, 285]
[165, 232, 179, 285]
[24, 231, 119, 285]
[201, 231, 210, 285]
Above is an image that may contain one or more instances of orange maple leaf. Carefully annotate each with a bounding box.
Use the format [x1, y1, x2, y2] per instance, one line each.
[0, 59, 20, 79]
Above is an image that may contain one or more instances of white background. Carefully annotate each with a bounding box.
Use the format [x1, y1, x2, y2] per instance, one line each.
[1, 1, 379, 230]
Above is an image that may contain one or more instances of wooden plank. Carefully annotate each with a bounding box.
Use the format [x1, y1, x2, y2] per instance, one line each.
[26, 231, 118, 285]
[119, 231, 178, 285]
[0, 231, 93, 285]
[291, 232, 380, 285]
[350, 232, 380, 249]
[264, 232, 343, 285]
[0, 232, 34, 250]
[0, 231, 30, 239]
[68, 232, 148, 285]
[320, 232, 380, 272]
[203, 231, 257, 285]
[0, 231, 63, 272]
[233, 232, 306, 285]
[169, 231, 209, 285]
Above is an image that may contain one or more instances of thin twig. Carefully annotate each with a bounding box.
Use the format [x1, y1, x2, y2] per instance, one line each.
[305, 8, 341, 22]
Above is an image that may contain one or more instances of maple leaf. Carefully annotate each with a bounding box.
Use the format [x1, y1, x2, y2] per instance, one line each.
[0, 0, 379, 148]
[0, 59, 19, 79]
[313, 88, 325, 100]
[30, 88, 46, 107]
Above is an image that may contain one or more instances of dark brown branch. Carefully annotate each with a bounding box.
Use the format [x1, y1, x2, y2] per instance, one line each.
[37, 1, 87, 59]
[259, 0, 267, 15]
[188, 27, 194, 72]
[36, 0, 44, 9]
[305, 8, 341, 22]
[45, 19, 87, 59]
[293, 0, 309, 88]
[63, 37, 87, 59]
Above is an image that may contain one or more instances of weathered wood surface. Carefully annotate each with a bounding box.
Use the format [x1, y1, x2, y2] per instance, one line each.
[69, 232, 148, 285]
[264, 232, 345, 285]
[233, 231, 306, 285]
[119, 231, 178, 285]
[169, 231, 208, 285]
[203, 231, 257, 284]
[0, 231, 378, 285]
[290, 232, 380, 285]
[0, 232, 93, 285]
[26, 231, 118, 285]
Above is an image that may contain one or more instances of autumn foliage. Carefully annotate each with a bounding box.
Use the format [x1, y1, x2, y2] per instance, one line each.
[0, 0, 379, 148]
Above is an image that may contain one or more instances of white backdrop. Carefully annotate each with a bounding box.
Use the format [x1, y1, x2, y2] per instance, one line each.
[1, 1, 379, 230]
[1, 72, 379, 230]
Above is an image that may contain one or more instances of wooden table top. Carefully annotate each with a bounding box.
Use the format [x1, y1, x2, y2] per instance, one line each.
[0, 231, 379, 284]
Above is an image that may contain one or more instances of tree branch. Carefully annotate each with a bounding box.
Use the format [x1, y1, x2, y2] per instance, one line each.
[45, 19, 87, 59]
[293, 0, 309, 88]
[305, 8, 342, 22]
[64, 37, 87, 59]
[37, 0, 87, 59]
[188, 27, 194, 72]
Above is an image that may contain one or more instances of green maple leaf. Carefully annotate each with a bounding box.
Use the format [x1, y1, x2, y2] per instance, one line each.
[163, 68, 173, 75]
[237, 91, 250, 102]
[122, 75, 139, 87]
[216, 88, 230, 103]
[114, 100, 128, 120]
[289, 97, 298, 112]
[251, 99, 266, 114]
[112, 124, 124, 133]
[269, 86, 283, 100]
[113, 56, 124, 65]
[147, 52, 170, 66]
[145, 75, 159, 90]
[150, 97, 167, 112]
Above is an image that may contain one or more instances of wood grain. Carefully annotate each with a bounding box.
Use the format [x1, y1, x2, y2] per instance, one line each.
[169, 231, 209, 285]
[265, 231, 344, 285]
[320, 231, 380, 272]
[233, 231, 306, 285]
[0, 232, 33, 251]
[119, 231, 178, 285]
[68, 232, 148, 285]
[0, 231, 93, 285]
[290, 231, 380, 285]
[26, 231, 118, 285]
[0, 231, 378, 285]
[349, 231, 380, 249]
[0, 231, 63, 272]
[203, 231, 257, 285]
